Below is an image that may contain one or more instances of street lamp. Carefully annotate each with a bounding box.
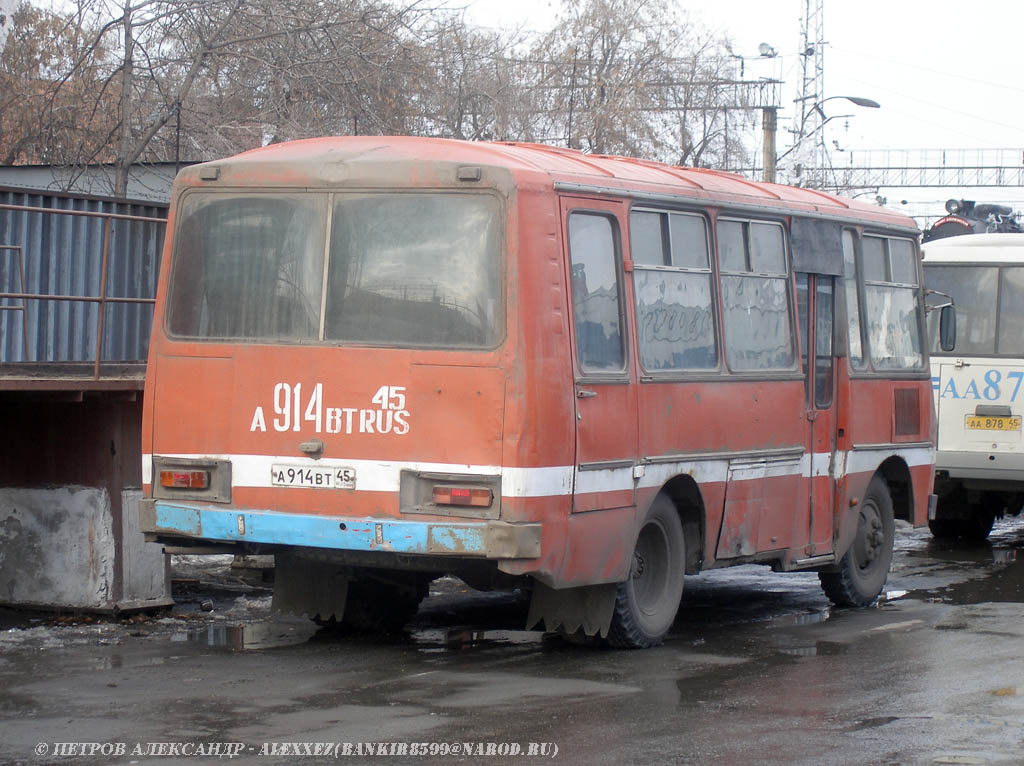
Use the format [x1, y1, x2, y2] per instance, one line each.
[764, 95, 880, 183]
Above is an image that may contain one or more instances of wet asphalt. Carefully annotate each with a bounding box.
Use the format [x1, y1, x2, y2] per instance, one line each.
[4, 520, 1024, 766]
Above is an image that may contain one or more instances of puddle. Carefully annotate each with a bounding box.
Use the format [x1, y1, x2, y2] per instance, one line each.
[778, 640, 849, 657]
[413, 627, 544, 653]
[768, 609, 832, 629]
[929, 551, 1024, 605]
[881, 589, 909, 601]
[170, 621, 317, 650]
[992, 548, 1017, 564]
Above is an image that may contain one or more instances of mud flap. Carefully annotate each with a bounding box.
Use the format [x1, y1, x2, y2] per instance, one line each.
[526, 581, 617, 638]
[272, 552, 349, 621]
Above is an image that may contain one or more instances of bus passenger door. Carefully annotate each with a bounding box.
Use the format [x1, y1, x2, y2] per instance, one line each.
[563, 200, 638, 513]
[796, 273, 837, 555]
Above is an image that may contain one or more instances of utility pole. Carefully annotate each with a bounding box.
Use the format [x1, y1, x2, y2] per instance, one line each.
[763, 107, 777, 183]
[0, 0, 21, 56]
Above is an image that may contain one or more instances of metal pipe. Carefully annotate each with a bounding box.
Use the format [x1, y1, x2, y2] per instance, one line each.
[0, 203, 165, 224]
[0, 293, 154, 304]
[93, 217, 113, 380]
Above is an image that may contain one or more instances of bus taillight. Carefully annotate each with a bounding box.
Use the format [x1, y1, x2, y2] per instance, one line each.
[432, 486, 493, 507]
[159, 470, 210, 490]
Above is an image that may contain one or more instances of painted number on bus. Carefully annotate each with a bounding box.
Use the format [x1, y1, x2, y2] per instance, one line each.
[249, 384, 411, 435]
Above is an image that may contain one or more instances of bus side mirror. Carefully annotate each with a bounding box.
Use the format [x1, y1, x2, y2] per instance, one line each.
[939, 305, 956, 352]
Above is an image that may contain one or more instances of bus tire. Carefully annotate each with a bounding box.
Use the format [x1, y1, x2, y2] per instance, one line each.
[606, 495, 685, 649]
[929, 489, 997, 542]
[819, 475, 894, 607]
[929, 512, 995, 542]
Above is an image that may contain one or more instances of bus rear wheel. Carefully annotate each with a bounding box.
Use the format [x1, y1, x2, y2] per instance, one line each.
[819, 475, 894, 607]
[606, 495, 685, 649]
[928, 488, 999, 542]
[928, 514, 995, 542]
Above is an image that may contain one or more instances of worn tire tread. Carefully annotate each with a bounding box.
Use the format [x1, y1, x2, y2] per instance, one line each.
[819, 475, 894, 607]
[604, 495, 685, 649]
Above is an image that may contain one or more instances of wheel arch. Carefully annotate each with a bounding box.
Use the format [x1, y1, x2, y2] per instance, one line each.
[655, 473, 707, 574]
[876, 455, 913, 522]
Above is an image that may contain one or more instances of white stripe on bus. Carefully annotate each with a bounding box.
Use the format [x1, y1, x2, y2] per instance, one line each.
[144, 446, 931, 499]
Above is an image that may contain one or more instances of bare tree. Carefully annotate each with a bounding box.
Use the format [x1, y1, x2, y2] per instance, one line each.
[0, 4, 112, 166]
[3, 0, 757, 195]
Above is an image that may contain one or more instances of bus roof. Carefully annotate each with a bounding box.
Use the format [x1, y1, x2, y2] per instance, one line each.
[196, 136, 917, 232]
[923, 232, 1024, 263]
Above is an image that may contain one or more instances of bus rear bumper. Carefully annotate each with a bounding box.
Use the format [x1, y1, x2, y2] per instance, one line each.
[140, 499, 542, 560]
[936, 450, 1024, 481]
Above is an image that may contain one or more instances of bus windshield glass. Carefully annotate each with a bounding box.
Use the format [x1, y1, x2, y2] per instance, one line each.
[167, 192, 503, 348]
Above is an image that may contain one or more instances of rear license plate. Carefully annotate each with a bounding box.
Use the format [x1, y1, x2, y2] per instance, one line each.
[965, 415, 1022, 431]
[271, 464, 355, 489]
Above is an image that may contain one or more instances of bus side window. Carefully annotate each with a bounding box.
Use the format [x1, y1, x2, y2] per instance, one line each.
[716, 218, 794, 371]
[841, 230, 865, 369]
[815, 278, 834, 407]
[629, 209, 717, 371]
[997, 267, 1024, 353]
[862, 235, 924, 370]
[568, 212, 627, 373]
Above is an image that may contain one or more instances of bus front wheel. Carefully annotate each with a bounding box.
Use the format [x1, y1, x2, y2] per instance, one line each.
[819, 475, 894, 607]
[606, 495, 685, 649]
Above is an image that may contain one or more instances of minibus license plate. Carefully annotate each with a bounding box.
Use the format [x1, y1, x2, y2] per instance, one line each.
[964, 415, 1022, 431]
[271, 464, 355, 489]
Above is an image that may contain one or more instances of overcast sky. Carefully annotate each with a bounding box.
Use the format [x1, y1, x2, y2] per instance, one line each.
[460, 0, 1024, 224]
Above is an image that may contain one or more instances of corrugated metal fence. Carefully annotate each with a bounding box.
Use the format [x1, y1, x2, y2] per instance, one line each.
[0, 189, 168, 377]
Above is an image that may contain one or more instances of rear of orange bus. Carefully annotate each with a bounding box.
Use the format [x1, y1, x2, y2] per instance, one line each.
[140, 138, 577, 631]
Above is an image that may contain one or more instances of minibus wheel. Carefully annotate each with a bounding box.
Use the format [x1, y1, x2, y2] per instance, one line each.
[928, 489, 998, 542]
[928, 514, 995, 542]
[819, 475, 894, 607]
[606, 495, 685, 649]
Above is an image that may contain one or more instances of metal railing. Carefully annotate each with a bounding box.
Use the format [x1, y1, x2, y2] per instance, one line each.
[0, 245, 29, 358]
[0, 200, 167, 382]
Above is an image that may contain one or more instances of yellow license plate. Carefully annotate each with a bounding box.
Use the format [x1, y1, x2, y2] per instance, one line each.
[965, 415, 1022, 431]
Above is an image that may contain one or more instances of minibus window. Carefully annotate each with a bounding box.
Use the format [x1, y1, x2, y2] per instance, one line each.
[325, 193, 502, 348]
[630, 212, 669, 266]
[841, 230, 865, 368]
[630, 209, 716, 371]
[815, 279, 834, 407]
[717, 218, 794, 371]
[168, 194, 326, 340]
[997, 267, 1024, 354]
[750, 222, 786, 273]
[862, 237, 887, 282]
[924, 265, 996, 355]
[717, 220, 746, 272]
[890, 239, 918, 285]
[569, 212, 627, 372]
[863, 235, 923, 370]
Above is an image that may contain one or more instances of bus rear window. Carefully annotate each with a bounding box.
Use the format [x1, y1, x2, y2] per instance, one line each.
[167, 192, 503, 348]
[167, 194, 326, 340]
[325, 194, 502, 347]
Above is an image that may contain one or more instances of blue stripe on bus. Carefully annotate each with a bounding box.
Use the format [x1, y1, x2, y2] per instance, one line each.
[153, 502, 488, 556]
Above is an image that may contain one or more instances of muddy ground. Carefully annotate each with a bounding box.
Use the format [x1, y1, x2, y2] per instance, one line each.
[3, 519, 1024, 765]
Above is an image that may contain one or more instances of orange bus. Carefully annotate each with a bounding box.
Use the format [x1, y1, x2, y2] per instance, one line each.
[140, 137, 937, 648]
